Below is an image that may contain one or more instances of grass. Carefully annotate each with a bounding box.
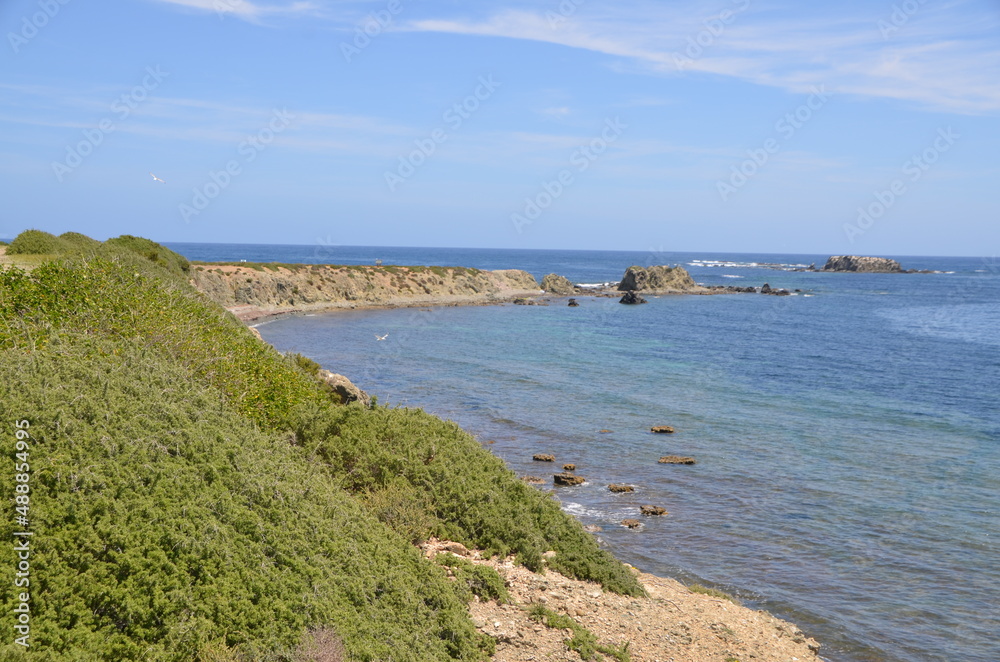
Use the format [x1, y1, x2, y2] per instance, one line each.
[527, 605, 630, 662]
[0, 230, 644, 659]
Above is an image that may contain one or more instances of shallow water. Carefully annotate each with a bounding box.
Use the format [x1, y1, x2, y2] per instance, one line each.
[173, 243, 1000, 662]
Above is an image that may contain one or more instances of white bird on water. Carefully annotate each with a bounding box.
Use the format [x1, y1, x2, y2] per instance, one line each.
[149, 172, 165, 183]
[375, 334, 389, 341]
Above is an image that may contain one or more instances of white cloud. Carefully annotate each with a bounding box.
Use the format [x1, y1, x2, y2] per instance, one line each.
[150, 0, 320, 23]
[404, 3, 1000, 115]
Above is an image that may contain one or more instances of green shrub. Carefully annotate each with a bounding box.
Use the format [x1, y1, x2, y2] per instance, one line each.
[6, 229, 70, 255]
[104, 234, 190, 277]
[435, 555, 510, 604]
[59, 232, 103, 250]
[0, 342, 491, 661]
[294, 405, 644, 596]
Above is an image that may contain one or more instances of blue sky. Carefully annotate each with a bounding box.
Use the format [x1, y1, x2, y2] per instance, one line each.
[2, 0, 998, 255]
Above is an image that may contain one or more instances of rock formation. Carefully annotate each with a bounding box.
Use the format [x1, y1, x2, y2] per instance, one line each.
[541, 273, 576, 295]
[621, 519, 642, 529]
[608, 484, 635, 493]
[651, 425, 675, 434]
[317, 370, 371, 407]
[821, 256, 903, 273]
[553, 473, 585, 486]
[618, 265, 699, 292]
[532, 453, 555, 462]
[191, 263, 541, 313]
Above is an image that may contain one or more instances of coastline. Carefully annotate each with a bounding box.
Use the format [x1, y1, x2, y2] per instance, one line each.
[229, 260, 829, 662]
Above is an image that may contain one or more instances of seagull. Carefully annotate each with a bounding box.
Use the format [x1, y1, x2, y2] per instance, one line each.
[375, 334, 388, 341]
[149, 172, 165, 183]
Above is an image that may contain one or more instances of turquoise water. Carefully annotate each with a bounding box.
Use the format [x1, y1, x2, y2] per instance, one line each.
[171, 243, 999, 662]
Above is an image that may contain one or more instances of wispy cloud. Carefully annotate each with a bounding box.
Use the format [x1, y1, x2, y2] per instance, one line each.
[405, 2, 1000, 114]
[150, 0, 321, 23]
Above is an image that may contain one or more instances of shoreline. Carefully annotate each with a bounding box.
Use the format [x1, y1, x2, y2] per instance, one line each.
[237, 270, 829, 662]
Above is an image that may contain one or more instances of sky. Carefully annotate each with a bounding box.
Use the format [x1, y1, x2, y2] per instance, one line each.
[1, 0, 998, 256]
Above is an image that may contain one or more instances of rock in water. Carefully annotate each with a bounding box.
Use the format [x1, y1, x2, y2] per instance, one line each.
[532, 453, 555, 462]
[553, 473, 585, 486]
[608, 484, 635, 493]
[621, 519, 642, 529]
[317, 370, 371, 407]
[618, 265, 698, 292]
[619, 291, 648, 305]
[541, 273, 576, 295]
[822, 256, 903, 273]
[640, 505, 668, 516]
[659, 455, 696, 465]
[562, 464, 576, 471]
[567, 298, 580, 307]
[651, 425, 675, 434]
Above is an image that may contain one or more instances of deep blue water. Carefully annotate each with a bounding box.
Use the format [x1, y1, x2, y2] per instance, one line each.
[170, 242, 1000, 662]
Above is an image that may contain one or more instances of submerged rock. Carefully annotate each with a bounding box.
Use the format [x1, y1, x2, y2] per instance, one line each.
[562, 464, 576, 471]
[619, 291, 648, 305]
[651, 426, 675, 434]
[621, 519, 642, 529]
[659, 455, 696, 465]
[608, 484, 635, 493]
[532, 453, 555, 462]
[640, 505, 668, 516]
[567, 298, 580, 307]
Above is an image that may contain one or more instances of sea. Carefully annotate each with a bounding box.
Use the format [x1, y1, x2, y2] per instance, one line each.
[168, 242, 999, 662]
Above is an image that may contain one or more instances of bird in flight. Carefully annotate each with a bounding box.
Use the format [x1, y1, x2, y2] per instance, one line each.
[375, 334, 389, 341]
[149, 172, 166, 183]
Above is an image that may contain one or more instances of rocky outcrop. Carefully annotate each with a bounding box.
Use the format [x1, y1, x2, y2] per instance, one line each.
[821, 256, 902, 273]
[608, 484, 635, 493]
[553, 473, 585, 486]
[640, 505, 668, 516]
[541, 273, 576, 295]
[562, 464, 576, 471]
[317, 370, 371, 407]
[191, 263, 541, 314]
[619, 291, 648, 305]
[532, 453, 555, 462]
[618, 265, 699, 292]
[651, 425, 675, 434]
[567, 298, 579, 307]
[621, 519, 642, 529]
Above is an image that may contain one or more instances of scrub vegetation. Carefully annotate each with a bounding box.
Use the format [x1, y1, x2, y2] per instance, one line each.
[0, 231, 641, 661]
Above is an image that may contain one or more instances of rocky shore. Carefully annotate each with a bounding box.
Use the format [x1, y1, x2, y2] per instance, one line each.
[190, 262, 542, 321]
[422, 539, 823, 662]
